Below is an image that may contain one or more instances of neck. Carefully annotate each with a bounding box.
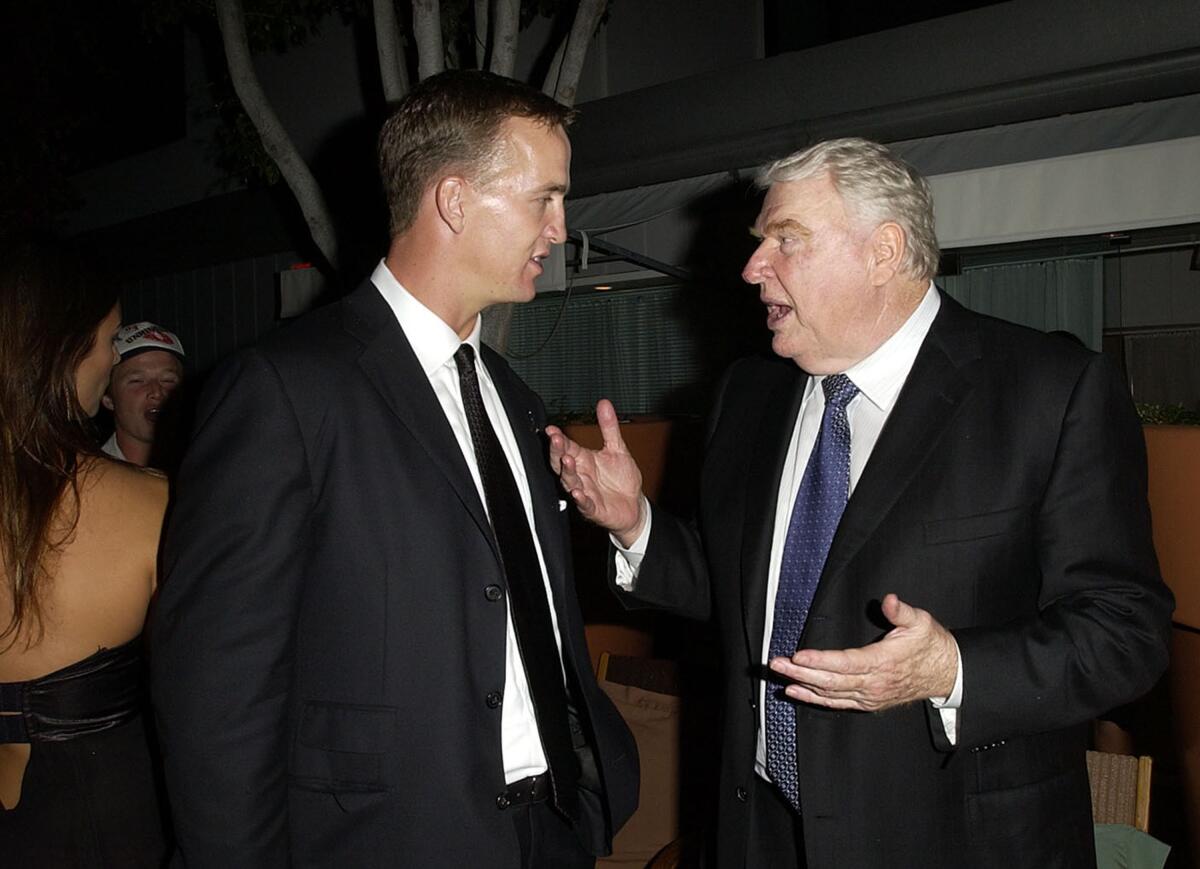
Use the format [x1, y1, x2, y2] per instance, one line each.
[114, 430, 152, 467]
[385, 238, 479, 340]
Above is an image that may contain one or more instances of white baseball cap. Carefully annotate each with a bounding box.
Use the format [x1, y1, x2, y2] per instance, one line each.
[115, 321, 186, 361]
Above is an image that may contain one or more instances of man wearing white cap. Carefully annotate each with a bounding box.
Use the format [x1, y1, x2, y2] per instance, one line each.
[101, 321, 186, 467]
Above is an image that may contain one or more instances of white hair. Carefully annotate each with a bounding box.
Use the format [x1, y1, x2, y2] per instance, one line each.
[756, 138, 939, 282]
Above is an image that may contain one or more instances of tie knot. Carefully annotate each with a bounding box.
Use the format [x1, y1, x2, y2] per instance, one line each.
[821, 373, 858, 409]
[454, 343, 477, 375]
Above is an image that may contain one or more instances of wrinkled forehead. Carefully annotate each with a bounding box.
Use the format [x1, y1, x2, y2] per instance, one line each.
[755, 173, 856, 232]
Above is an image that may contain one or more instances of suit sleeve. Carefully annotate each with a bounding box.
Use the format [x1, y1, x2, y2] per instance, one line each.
[604, 363, 743, 621]
[947, 353, 1174, 750]
[608, 507, 713, 620]
[150, 350, 312, 867]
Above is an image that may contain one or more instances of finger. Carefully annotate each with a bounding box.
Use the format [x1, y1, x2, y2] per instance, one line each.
[546, 429, 566, 473]
[569, 487, 596, 519]
[595, 399, 626, 452]
[783, 684, 875, 711]
[783, 647, 871, 675]
[770, 660, 850, 692]
[881, 593, 920, 629]
[558, 453, 585, 491]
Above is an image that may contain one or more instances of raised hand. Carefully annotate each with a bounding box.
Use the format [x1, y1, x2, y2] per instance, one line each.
[545, 399, 646, 547]
[768, 594, 958, 712]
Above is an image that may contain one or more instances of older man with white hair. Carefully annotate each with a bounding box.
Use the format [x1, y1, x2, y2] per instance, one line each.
[548, 137, 1172, 869]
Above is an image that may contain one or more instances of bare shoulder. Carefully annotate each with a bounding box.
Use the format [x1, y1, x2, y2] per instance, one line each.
[78, 457, 169, 531]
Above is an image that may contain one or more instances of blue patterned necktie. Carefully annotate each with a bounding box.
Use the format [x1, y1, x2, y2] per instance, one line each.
[765, 373, 859, 812]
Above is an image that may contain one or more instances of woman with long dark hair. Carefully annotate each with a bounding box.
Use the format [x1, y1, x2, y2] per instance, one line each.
[0, 237, 171, 864]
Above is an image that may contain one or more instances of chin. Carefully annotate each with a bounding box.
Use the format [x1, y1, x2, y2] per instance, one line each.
[511, 283, 538, 303]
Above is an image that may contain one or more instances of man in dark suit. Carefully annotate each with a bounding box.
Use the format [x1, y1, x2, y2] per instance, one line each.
[547, 138, 1172, 868]
[151, 70, 637, 868]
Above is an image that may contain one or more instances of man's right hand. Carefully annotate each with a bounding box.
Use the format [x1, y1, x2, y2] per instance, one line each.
[545, 399, 646, 547]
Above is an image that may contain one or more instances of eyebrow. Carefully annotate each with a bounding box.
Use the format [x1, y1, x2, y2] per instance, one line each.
[535, 182, 569, 196]
[750, 218, 809, 240]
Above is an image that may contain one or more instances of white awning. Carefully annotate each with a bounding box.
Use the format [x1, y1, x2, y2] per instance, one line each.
[928, 135, 1200, 248]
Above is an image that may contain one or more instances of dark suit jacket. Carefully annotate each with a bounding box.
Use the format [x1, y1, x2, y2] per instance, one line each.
[151, 281, 638, 868]
[616, 293, 1172, 869]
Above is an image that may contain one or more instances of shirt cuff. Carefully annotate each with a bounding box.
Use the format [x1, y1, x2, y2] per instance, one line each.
[611, 498, 652, 591]
[928, 635, 964, 745]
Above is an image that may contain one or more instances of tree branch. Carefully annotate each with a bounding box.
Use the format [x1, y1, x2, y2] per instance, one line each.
[488, 0, 518, 78]
[214, 0, 339, 269]
[373, 0, 409, 103]
[412, 0, 444, 80]
[550, 0, 604, 106]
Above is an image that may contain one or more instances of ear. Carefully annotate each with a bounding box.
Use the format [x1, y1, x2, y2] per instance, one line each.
[434, 176, 467, 234]
[101, 394, 114, 412]
[868, 221, 906, 286]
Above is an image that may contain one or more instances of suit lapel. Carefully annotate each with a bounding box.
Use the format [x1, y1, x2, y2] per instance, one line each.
[341, 283, 497, 553]
[740, 364, 808, 661]
[812, 295, 979, 611]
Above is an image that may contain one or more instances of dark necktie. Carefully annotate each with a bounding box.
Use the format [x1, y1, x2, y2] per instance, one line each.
[765, 373, 859, 813]
[453, 343, 579, 820]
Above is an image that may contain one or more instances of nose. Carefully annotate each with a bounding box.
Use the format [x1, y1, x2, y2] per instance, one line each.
[742, 240, 770, 285]
[544, 201, 566, 245]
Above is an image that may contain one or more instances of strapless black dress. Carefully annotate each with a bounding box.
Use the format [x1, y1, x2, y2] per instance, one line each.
[0, 639, 171, 866]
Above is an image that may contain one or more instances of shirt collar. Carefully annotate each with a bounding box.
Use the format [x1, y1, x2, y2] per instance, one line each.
[842, 282, 940, 413]
[370, 259, 482, 376]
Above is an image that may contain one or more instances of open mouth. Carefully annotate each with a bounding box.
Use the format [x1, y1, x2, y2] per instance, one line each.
[765, 302, 792, 327]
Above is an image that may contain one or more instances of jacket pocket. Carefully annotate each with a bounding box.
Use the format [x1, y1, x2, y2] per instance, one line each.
[923, 506, 1028, 545]
[290, 701, 396, 793]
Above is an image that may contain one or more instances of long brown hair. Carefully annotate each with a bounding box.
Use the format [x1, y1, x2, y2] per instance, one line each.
[0, 236, 121, 648]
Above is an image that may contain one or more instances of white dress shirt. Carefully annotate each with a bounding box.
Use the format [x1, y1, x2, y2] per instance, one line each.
[614, 284, 964, 780]
[101, 431, 127, 462]
[371, 260, 565, 784]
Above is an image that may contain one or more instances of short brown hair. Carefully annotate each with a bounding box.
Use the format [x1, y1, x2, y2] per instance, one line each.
[378, 70, 576, 237]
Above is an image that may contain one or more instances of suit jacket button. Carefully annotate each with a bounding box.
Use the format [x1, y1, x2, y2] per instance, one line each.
[486, 691, 503, 708]
[496, 794, 511, 810]
[484, 584, 503, 602]
[735, 786, 748, 802]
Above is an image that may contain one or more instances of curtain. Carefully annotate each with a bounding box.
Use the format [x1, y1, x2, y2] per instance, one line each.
[940, 258, 1103, 349]
[505, 286, 707, 419]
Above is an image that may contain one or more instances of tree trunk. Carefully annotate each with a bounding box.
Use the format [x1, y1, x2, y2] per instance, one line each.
[542, 36, 567, 97]
[412, 0, 444, 80]
[473, 0, 489, 69]
[373, 0, 410, 103]
[549, 0, 604, 107]
[214, 0, 339, 270]
[489, 0, 518, 78]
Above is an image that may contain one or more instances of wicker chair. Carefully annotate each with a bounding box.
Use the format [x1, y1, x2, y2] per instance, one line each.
[1087, 749, 1153, 832]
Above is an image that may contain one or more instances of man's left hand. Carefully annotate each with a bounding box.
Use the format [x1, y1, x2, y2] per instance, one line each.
[768, 594, 958, 712]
